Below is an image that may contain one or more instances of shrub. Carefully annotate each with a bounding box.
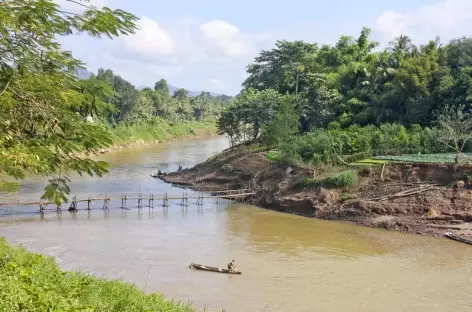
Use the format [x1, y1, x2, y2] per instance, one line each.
[323, 170, 358, 188]
[297, 170, 358, 189]
[266, 150, 282, 161]
[221, 164, 233, 172]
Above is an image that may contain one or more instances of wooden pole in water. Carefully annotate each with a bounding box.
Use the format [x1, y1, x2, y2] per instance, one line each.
[87, 197, 91, 211]
[102, 193, 107, 209]
[138, 193, 142, 208]
[163, 193, 168, 207]
[148, 193, 154, 208]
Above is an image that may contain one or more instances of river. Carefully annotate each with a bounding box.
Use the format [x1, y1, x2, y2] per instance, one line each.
[0, 135, 472, 312]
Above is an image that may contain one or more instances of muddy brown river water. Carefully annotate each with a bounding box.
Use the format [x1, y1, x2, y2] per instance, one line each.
[0, 136, 472, 312]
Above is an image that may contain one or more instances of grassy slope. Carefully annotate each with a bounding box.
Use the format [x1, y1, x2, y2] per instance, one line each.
[110, 118, 217, 145]
[0, 238, 194, 312]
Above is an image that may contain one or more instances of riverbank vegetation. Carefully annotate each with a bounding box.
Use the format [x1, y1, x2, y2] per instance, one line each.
[91, 69, 227, 144]
[0, 238, 194, 311]
[111, 118, 217, 145]
[217, 28, 472, 167]
[0, 0, 227, 203]
[154, 28, 472, 238]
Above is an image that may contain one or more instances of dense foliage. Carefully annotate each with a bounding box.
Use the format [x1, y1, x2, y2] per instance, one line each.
[279, 123, 444, 165]
[218, 27, 472, 164]
[0, 238, 195, 311]
[93, 69, 227, 125]
[0, 0, 227, 203]
[0, 0, 138, 203]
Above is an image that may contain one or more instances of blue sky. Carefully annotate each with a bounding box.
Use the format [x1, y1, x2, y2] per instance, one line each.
[58, 0, 472, 95]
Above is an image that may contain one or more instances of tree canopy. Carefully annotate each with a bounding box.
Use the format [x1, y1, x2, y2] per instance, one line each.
[218, 27, 472, 148]
[0, 0, 229, 204]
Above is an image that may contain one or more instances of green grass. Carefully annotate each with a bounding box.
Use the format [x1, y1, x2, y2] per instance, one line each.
[297, 170, 359, 189]
[110, 118, 217, 145]
[266, 150, 282, 161]
[349, 158, 390, 166]
[373, 153, 472, 164]
[0, 238, 195, 311]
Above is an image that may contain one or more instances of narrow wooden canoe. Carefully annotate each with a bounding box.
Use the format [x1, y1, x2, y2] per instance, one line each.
[189, 263, 242, 274]
[444, 232, 472, 245]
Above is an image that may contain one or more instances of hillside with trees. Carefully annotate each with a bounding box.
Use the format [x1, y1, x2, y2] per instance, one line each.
[217, 27, 472, 165]
[87, 69, 227, 127]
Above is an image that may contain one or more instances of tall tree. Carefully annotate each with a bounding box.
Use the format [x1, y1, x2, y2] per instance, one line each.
[0, 0, 138, 204]
[154, 78, 169, 94]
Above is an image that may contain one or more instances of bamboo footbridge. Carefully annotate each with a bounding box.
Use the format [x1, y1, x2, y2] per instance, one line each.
[0, 188, 256, 214]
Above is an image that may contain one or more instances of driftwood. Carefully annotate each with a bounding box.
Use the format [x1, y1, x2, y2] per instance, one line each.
[380, 164, 386, 181]
[378, 181, 437, 186]
[370, 185, 437, 201]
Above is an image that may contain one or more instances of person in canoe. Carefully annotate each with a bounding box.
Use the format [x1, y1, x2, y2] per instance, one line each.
[227, 260, 236, 271]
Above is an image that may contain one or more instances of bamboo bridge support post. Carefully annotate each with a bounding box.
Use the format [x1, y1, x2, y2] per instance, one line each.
[197, 192, 204, 206]
[148, 193, 154, 208]
[103, 195, 110, 210]
[138, 193, 143, 209]
[39, 202, 45, 214]
[163, 193, 168, 207]
[180, 192, 186, 207]
[121, 195, 127, 209]
[87, 197, 91, 211]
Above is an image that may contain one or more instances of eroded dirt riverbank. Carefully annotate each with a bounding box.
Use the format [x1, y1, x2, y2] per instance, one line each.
[159, 146, 472, 239]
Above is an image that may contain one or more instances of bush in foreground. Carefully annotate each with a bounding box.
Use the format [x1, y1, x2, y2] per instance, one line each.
[0, 238, 194, 312]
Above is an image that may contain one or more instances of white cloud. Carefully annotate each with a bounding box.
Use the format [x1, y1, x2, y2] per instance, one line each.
[208, 78, 222, 86]
[122, 16, 174, 55]
[200, 20, 252, 58]
[374, 0, 472, 44]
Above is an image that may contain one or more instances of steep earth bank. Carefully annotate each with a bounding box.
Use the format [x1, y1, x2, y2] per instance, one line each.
[159, 146, 472, 238]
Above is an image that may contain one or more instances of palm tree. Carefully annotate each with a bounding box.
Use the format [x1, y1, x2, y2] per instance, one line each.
[388, 34, 415, 63]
